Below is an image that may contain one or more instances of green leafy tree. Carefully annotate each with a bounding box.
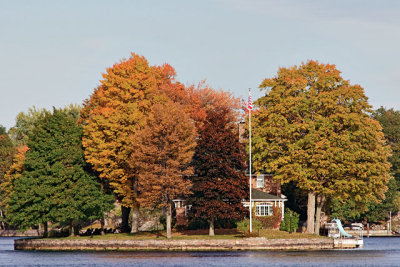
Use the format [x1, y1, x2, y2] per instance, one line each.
[372, 107, 400, 180]
[253, 61, 391, 234]
[365, 107, 400, 221]
[280, 209, 300, 233]
[190, 106, 248, 236]
[8, 105, 81, 145]
[8, 107, 46, 145]
[330, 198, 362, 222]
[363, 177, 400, 222]
[7, 109, 113, 236]
[332, 177, 400, 223]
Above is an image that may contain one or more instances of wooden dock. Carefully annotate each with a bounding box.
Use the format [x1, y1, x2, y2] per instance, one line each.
[333, 238, 363, 249]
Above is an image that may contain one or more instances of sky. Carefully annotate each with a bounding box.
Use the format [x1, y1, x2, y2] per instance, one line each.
[1, 0, 399, 130]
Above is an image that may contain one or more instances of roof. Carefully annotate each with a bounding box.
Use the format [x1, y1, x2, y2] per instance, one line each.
[250, 189, 286, 201]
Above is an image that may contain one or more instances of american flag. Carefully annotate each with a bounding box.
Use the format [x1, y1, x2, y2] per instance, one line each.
[241, 98, 247, 112]
[248, 89, 253, 110]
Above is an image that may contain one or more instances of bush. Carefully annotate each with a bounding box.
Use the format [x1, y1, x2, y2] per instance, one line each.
[186, 217, 209, 230]
[237, 218, 262, 236]
[280, 208, 300, 233]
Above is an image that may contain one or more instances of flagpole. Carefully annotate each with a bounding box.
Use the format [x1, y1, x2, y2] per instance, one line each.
[248, 89, 252, 233]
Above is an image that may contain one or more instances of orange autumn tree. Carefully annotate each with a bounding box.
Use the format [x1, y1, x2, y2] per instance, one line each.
[81, 53, 161, 233]
[0, 145, 28, 228]
[129, 101, 196, 238]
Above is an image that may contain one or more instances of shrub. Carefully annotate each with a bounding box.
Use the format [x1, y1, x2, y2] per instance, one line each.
[186, 217, 209, 230]
[280, 208, 300, 233]
[237, 218, 262, 237]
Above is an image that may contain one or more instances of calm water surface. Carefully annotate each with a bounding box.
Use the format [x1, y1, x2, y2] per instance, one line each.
[1, 237, 399, 266]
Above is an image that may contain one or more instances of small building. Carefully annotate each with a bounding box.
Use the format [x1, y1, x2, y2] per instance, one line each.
[172, 199, 190, 226]
[172, 173, 287, 227]
[242, 174, 287, 219]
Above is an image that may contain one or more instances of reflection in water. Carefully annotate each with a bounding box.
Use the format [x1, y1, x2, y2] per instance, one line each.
[0, 237, 399, 266]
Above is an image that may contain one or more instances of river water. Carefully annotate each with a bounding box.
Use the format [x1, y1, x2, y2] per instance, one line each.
[1, 237, 399, 266]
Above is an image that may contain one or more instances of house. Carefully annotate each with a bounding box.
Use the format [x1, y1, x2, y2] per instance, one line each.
[172, 198, 190, 226]
[242, 174, 287, 218]
[173, 173, 287, 227]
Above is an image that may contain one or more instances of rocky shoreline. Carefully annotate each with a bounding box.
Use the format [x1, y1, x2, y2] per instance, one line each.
[14, 238, 334, 251]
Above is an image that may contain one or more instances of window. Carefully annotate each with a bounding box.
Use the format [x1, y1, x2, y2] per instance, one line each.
[173, 200, 184, 208]
[256, 175, 265, 188]
[255, 203, 273, 216]
[185, 205, 192, 216]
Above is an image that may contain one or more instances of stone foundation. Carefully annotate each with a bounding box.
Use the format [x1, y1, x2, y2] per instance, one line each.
[15, 238, 334, 251]
[0, 230, 41, 237]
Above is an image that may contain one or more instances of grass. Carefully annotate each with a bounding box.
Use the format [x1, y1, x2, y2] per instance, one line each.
[48, 228, 325, 240]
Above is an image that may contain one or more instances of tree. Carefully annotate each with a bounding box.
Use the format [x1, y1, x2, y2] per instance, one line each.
[280, 209, 300, 233]
[331, 179, 400, 224]
[0, 126, 14, 187]
[7, 109, 113, 236]
[1, 145, 29, 209]
[0, 145, 29, 228]
[80, 53, 163, 232]
[0, 126, 15, 228]
[372, 107, 400, 180]
[8, 107, 47, 145]
[8, 105, 81, 145]
[340, 107, 400, 222]
[363, 177, 400, 222]
[129, 101, 196, 238]
[253, 61, 391, 234]
[190, 105, 248, 236]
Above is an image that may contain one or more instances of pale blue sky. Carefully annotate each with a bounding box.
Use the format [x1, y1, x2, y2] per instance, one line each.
[1, 0, 399, 129]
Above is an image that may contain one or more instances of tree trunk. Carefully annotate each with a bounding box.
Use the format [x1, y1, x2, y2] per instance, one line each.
[100, 217, 105, 236]
[166, 203, 172, 239]
[43, 222, 48, 238]
[121, 206, 131, 233]
[314, 195, 325, 235]
[0, 209, 5, 230]
[306, 191, 316, 234]
[130, 206, 140, 234]
[209, 217, 215, 236]
[100, 182, 106, 236]
[69, 221, 75, 237]
[38, 223, 42, 236]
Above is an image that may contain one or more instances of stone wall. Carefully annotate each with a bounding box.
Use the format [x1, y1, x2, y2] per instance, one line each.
[0, 230, 41, 237]
[15, 238, 334, 251]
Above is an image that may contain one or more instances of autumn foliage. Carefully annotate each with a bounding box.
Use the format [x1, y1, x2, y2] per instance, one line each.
[81, 53, 160, 208]
[0, 145, 28, 209]
[190, 104, 248, 235]
[1, 52, 394, 237]
[129, 101, 196, 238]
[253, 60, 391, 233]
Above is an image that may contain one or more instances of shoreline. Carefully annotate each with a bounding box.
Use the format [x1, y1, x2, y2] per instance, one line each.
[0, 230, 41, 237]
[14, 238, 334, 251]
